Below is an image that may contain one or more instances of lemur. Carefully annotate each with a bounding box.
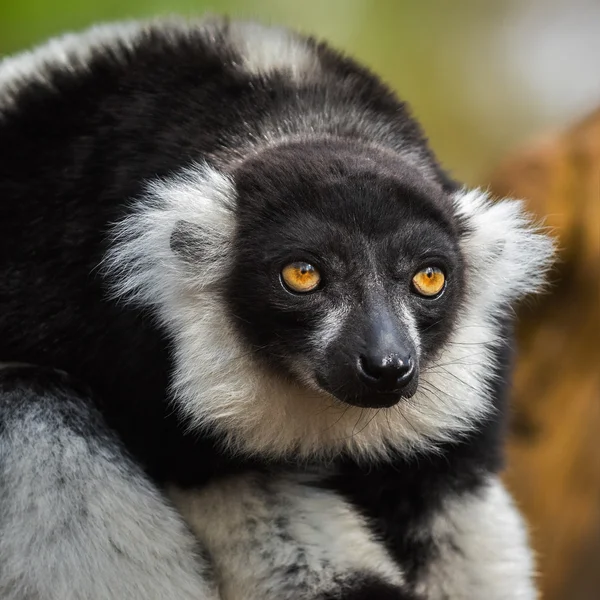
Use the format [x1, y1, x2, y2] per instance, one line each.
[0, 17, 554, 600]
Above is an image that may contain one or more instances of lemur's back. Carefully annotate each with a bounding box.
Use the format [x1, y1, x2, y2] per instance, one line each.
[0, 25, 222, 472]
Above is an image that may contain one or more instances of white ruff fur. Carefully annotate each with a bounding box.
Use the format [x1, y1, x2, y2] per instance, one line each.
[107, 162, 554, 461]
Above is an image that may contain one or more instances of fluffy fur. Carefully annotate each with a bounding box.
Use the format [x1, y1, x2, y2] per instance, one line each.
[414, 477, 536, 599]
[170, 473, 406, 600]
[0, 17, 554, 600]
[169, 473, 535, 600]
[0, 22, 142, 111]
[0, 366, 217, 600]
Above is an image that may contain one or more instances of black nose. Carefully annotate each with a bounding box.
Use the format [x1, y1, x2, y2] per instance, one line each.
[358, 353, 415, 391]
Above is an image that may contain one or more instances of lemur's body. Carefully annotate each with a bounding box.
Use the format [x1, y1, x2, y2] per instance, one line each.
[0, 19, 552, 600]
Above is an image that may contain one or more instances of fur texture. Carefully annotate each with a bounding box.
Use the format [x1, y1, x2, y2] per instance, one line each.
[0, 366, 217, 600]
[170, 473, 406, 600]
[170, 473, 535, 600]
[0, 17, 555, 600]
[414, 477, 536, 599]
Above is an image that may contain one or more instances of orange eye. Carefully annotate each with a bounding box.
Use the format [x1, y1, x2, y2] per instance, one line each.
[281, 262, 321, 293]
[412, 266, 446, 297]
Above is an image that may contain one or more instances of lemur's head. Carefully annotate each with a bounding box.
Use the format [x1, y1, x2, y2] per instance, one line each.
[225, 140, 463, 410]
[110, 136, 553, 461]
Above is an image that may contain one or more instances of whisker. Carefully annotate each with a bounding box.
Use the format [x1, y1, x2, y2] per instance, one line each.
[425, 350, 485, 370]
[418, 385, 454, 412]
[392, 405, 422, 439]
[351, 408, 366, 437]
[351, 408, 382, 438]
[323, 403, 352, 432]
[421, 380, 465, 403]
[443, 340, 495, 347]
[420, 319, 443, 333]
[423, 367, 482, 394]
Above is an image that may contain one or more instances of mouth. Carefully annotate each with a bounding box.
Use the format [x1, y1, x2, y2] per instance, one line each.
[315, 372, 419, 409]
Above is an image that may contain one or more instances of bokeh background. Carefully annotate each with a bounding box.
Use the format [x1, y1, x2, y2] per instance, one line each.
[1, 1, 599, 599]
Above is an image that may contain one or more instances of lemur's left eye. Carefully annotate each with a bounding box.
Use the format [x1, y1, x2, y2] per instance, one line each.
[281, 262, 321, 293]
[412, 266, 446, 297]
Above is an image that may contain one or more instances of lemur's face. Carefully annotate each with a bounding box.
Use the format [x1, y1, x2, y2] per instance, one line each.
[227, 141, 464, 409]
[114, 136, 551, 459]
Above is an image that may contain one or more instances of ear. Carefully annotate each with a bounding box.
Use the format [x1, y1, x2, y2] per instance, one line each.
[104, 162, 236, 308]
[453, 188, 556, 313]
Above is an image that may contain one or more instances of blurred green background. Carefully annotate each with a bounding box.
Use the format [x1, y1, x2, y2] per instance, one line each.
[1, 0, 598, 185]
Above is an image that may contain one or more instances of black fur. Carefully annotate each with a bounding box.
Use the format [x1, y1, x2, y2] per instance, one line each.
[229, 139, 465, 408]
[321, 575, 414, 599]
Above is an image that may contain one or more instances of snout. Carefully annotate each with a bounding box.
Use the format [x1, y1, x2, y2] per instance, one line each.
[315, 304, 419, 409]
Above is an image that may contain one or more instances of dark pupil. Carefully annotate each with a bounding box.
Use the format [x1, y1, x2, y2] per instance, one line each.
[426, 268, 434, 278]
[300, 265, 310, 275]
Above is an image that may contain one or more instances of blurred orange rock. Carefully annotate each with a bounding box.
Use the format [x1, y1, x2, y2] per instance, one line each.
[490, 109, 600, 600]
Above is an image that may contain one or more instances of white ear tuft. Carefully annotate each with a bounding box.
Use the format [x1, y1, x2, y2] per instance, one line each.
[453, 188, 556, 312]
[103, 162, 236, 316]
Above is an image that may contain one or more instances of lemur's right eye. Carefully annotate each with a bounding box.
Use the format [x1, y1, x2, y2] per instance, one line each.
[281, 262, 321, 293]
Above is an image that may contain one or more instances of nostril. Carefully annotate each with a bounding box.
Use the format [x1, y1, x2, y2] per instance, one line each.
[358, 354, 379, 381]
[395, 356, 414, 381]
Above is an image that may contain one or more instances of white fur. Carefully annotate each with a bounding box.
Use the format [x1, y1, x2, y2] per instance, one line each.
[415, 476, 537, 599]
[107, 166, 554, 461]
[452, 188, 553, 308]
[0, 389, 217, 600]
[170, 473, 404, 600]
[227, 21, 320, 79]
[106, 163, 237, 303]
[400, 301, 422, 357]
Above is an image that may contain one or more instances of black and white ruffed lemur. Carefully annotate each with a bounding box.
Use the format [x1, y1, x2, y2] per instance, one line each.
[0, 17, 554, 600]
